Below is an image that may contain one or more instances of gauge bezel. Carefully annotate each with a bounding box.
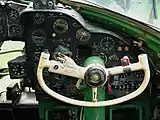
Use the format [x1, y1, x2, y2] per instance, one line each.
[76, 28, 91, 42]
[33, 13, 45, 24]
[31, 29, 46, 45]
[99, 36, 115, 52]
[53, 19, 68, 34]
[9, 24, 21, 37]
[8, 9, 19, 20]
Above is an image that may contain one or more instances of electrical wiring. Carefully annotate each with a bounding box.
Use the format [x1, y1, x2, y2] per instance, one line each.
[96, 107, 100, 120]
[80, 107, 83, 120]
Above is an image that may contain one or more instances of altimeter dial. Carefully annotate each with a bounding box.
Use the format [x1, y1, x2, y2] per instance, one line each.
[53, 19, 68, 34]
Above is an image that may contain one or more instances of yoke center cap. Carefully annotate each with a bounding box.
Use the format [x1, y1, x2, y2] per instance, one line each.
[84, 67, 106, 88]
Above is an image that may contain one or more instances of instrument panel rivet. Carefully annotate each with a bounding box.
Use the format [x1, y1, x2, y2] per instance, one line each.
[48, 1, 53, 7]
[53, 65, 59, 70]
[52, 33, 56, 37]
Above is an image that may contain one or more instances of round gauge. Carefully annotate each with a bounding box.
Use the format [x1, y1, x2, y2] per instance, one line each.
[76, 28, 91, 42]
[10, 64, 25, 78]
[53, 19, 68, 34]
[107, 54, 120, 67]
[32, 29, 46, 44]
[33, 13, 44, 24]
[34, 1, 40, 8]
[8, 9, 19, 20]
[100, 36, 115, 52]
[9, 25, 21, 37]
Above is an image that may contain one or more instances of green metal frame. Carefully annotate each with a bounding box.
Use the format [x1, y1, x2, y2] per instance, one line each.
[109, 105, 143, 120]
[108, 97, 151, 120]
[83, 56, 106, 120]
[39, 100, 79, 120]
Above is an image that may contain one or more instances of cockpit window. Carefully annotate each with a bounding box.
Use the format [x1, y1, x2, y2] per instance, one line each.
[82, 0, 160, 29]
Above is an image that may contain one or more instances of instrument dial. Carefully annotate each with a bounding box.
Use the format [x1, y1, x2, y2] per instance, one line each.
[34, 0, 40, 9]
[32, 29, 46, 45]
[76, 28, 91, 42]
[8, 9, 19, 20]
[9, 25, 21, 37]
[100, 36, 115, 52]
[108, 54, 120, 67]
[33, 13, 44, 24]
[10, 64, 25, 78]
[53, 19, 68, 34]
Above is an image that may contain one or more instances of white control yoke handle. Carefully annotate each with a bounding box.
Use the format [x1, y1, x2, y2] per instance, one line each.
[37, 52, 150, 107]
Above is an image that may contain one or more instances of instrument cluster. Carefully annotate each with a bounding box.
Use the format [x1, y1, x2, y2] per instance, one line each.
[0, 2, 26, 41]
[91, 35, 136, 67]
[21, 10, 85, 100]
[21, 11, 83, 62]
[20, 8, 145, 100]
[6, 2, 26, 38]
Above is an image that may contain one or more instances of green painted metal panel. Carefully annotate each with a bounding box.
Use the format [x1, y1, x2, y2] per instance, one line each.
[83, 56, 106, 120]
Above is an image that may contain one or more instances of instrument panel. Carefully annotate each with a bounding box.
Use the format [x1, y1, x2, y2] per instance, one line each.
[20, 8, 145, 100]
[0, 2, 27, 41]
[5, 2, 25, 38]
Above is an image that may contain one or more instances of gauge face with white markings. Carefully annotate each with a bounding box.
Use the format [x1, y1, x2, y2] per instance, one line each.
[9, 25, 21, 37]
[53, 19, 68, 34]
[31, 29, 46, 45]
[107, 54, 120, 67]
[33, 13, 44, 24]
[8, 9, 19, 20]
[100, 36, 115, 52]
[76, 28, 91, 42]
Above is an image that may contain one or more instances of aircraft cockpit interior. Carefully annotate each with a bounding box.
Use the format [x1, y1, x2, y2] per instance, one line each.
[0, 0, 160, 120]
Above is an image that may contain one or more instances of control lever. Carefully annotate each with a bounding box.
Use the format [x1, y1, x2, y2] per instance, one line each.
[37, 52, 150, 107]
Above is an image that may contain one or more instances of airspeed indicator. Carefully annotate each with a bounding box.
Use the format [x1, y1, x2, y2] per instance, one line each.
[76, 28, 91, 42]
